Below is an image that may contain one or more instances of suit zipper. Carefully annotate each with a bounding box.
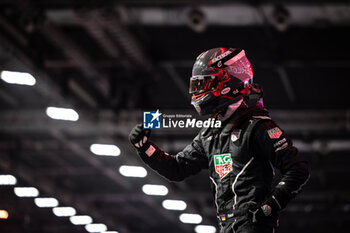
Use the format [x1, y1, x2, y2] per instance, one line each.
[219, 134, 223, 152]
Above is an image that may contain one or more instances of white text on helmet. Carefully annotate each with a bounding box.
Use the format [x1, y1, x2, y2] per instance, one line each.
[210, 50, 232, 64]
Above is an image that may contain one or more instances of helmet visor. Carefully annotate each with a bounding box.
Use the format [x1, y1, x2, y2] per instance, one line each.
[189, 75, 219, 94]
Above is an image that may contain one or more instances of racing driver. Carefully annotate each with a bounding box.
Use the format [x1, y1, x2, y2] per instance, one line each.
[129, 47, 310, 233]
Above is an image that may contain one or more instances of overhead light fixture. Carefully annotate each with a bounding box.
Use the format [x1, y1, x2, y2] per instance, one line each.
[52, 207, 76, 217]
[90, 144, 121, 157]
[34, 197, 59, 208]
[103, 231, 119, 233]
[85, 223, 108, 233]
[0, 70, 36, 86]
[272, 5, 290, 31]
[119, 165, 147, 178]
[179, 213, 202, 224]
[0, 174, 17, 185]
[70, 215, 93, 225]
[14, 187, 39, 197]
[162, 199, 187, 211]
[46, 107, 79, 121]
[142, 184, 168, 196]
[0, 210, 9, 219]
[195, 225, 217, 233]
[187, 8, 207, 33]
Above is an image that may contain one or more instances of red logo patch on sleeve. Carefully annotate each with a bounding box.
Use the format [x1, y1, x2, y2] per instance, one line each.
[267, 127, 282, 139]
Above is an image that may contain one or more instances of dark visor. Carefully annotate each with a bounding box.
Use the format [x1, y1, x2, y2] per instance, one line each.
[189, 75, 219, 94]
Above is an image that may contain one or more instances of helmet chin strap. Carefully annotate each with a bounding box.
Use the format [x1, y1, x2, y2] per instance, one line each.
[217, 97, 244, 121]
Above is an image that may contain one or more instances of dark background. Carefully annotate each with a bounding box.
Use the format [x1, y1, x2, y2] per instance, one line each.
[0, 0, 350, 233]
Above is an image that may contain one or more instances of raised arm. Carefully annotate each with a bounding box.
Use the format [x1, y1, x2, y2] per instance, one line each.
[129, 124, 208, 182]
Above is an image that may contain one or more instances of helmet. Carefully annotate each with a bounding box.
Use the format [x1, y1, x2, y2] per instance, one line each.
[189, 47, 254, 115]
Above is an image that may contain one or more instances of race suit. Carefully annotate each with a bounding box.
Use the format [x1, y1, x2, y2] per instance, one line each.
[137, 106, 310, 233]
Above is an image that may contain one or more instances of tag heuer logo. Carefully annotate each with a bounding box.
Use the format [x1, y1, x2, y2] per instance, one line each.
[214, 154, 233, 179]
[267, 127, 282, 139]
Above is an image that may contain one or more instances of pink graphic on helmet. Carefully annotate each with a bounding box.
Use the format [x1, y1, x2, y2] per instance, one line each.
[225, 50, 253, 82]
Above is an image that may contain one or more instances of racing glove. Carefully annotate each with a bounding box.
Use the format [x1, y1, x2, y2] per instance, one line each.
[129, 124, 151, 152]
[248, 202, 272, 223]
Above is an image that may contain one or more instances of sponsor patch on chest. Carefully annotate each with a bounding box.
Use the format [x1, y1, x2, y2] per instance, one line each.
[267, 127, 282, 139]
[213, 153, 233, 179]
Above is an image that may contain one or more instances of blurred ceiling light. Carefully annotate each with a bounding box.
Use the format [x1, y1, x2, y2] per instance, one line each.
[85, 223, 108, 233]
[272, 5, 290, 31]
[142, 184, 168, 196]
[90, 144, 121, 156]
[119, 165, 147, 178]
[34, 197, 59, 208]
[14, 187, 39, 197]
[103, 231, 119, 233]
[162, 199, 187, 211]
[179, 213, 202, 224]
[0, 70, 36, 86]
[0, 210, 9, 219]
[46, 107, 79, 121]
[187, 8, 207, 33]
[195, 225, 217, 233]
[0, 175, 17, 185]
[52, 207, 76, 217]
[69, 215, 93, 225]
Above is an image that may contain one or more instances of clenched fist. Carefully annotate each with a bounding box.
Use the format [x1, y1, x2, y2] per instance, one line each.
[129, 124, 151, 150]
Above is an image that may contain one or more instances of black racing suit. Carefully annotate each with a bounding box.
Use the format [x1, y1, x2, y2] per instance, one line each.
[137, 106, 310, 233]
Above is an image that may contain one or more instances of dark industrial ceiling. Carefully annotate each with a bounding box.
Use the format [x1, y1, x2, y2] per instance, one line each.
[0, 1, 350, 233]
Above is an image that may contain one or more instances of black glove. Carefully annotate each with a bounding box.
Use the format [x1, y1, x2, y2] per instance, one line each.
[129, 124, 151, 151]
[248, 202, 272, 223]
